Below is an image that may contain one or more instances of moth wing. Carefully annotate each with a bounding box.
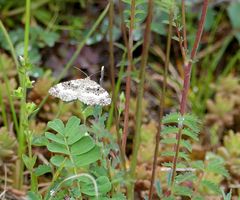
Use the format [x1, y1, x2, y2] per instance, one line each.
[77, 79, 111, 106]
[49, 80, 82, 102]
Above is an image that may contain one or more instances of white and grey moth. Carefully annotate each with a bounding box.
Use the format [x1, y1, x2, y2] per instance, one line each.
[49, 77, 111, 106]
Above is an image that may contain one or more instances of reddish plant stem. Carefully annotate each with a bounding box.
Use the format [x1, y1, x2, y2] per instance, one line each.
[148, 9, 173, 200]
[170, 0, 209, 190]
[122, 0, 136, 154]
[109, 0, 115, 91]
[180, 0, 208, 115]
[176, 27, 187, 64]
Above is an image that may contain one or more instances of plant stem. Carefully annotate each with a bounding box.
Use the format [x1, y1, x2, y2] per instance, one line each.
[181, 0, 187, 52]
[0, 21, 19, 68]
[0, 21, 20, 134]
[0, 85, 8, 128]
[31, 3, 110, 119]
[106, 0, 116, 130]
[122, 0, 135, 154]
[128, 0, 153, 199]
[109, 0, 115, 91]
[180, 0, 208, 115]
[2, 0, 49, 17]
[170, 0, 209, 191]
[148, 8, 173, 200]
[15, 0, 31, 189]
[118, 0, 128, 47]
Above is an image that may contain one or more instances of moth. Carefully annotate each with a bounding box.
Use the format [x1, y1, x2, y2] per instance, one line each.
[49, 67, 111, 106]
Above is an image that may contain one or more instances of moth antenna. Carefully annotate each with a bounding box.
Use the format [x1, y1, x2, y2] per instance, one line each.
[88, 66, 105, 80]
[100, 66, 104, 86]
[73, 66, 89, 78]
[74, 66, 104, 81]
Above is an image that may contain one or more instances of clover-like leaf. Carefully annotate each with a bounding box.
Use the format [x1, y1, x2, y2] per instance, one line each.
[71, 136, 95, 155]
[47, 119, 65, 135]
[74, 146, 101, 167]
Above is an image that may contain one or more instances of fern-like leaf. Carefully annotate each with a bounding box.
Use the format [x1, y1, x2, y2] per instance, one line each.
[162, 112, 180, 124]
[173, 185, 193, 197]
[175, 172, 197, 184]
[161, 151, 189, 161]
[201, 180, 221, 194]
[206, 159, 229, 177]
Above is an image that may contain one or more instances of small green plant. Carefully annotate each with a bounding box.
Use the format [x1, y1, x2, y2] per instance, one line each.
[152, 113, 229, 199]
[29, 116, 116, 199]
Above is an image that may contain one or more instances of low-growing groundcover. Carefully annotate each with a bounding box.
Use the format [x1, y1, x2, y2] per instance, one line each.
[0, 0, 240, 199]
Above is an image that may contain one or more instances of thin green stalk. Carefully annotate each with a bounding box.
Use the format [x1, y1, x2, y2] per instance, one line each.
[128, 0, 154, 199]
[107, 0, 116, 130]
[0, 76, 8, 128]
[148, 8, 173, 200]
[0, 21, 19, 68]
[222, 49, 240, 76]
[170, 0, 209, 191]
[107, 51, 126, 129]
[15, 0, 31, 189]
[2, 0, 49, 17]
[0, 21, 20, 133]
[107, 0, 129, 128]
[64, 138, 83, 200]
[122, 0, 136, 154]
[0, 63, 19, 132]
[31, 3, 110, 119]
[107, 51, 127, 171]
[26, 133, 38, 192]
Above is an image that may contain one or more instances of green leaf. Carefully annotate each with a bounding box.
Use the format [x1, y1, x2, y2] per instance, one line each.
[74, 146, 101, 167]
[81, 176, 111, 196]
[161, 151, 189, 161]
[27, 191, 42, 200]
[34, 164, 52, 176]
[71, 136, 95, 155]
[41, 31, 59, 47]
[181, 139, 192, 152]
[111, 193, 127, 200]
[161, 137, 177, 144]
[201, 180, 221, 194]
[206, 159, 229, 177]
[227, 2, 240, 43]
[162, 112, 180, 124]
[47, 142, 68, 154]
[191, 160, 204, 171]
[173, 185, 193, 197]
[32, 135, 49, 146]
[162, 162, 187, 168]
[161, 126, 178, 135]
[47, 119, 65, 135]
[192, 196, 204, 200]
[67, 124, 87, 145]
[82, 106, 94, 119]
[182, 128, 198, 141]
[22, 154, 37, 170]
[50, 155, 73, 167]
[45, 132, 65, 145]
[221, 188, 232, 200]
[155, 179, 162, 198]
[64, 116, 81, 137]
[175, 172, 196, 184]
